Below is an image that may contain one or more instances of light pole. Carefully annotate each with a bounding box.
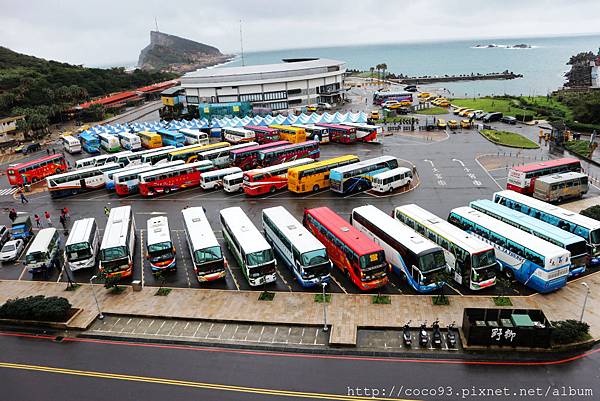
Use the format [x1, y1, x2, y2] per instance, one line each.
[321, 281, 328, 332]
[89, 275, 104, 320]
[580, 282, 590, 322]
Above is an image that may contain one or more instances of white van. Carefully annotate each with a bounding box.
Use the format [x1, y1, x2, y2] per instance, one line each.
[65, 218, 99, 271]
[24, 228, 61, 273]
[223, 172, 244, 193]
[200, 167, 242, 190]
[371, 167, 413, 193]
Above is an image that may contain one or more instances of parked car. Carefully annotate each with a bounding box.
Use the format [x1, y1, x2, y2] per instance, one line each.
[459, 109, 474, 117]
[453, 107, 466, 115]
[370, 110, 381, 120]
[436, 100, 450, 107]
[460, 119, 472, 129]
[483, 112, 503, 123]
[437, 119, 447, 129]
[0, 225, 9, 248]
[473, 110, 487, 119]
[21, 143, 41, 154]
[417, 92, 431, 99]
[404, 85, 418, 92]
[0, 239, 24, 263]
[317, 102, 332, 110]
[306, 104, 318, 112]
[382, 100, 400, 108]
[501, 116, 517, 125]
[448, 120, 459, 130]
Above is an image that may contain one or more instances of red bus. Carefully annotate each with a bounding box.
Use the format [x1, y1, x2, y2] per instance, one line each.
[303, 207, 389, 291]
[315, 123, 357, 144]
[258, 140, 320, 167]
[242, 158, 314, 196]
[230, 141, 289, 170]
[138, 160, 213, 196]
[244, 126, 281, 144]
[506, 157, 582, 194]
[6, 154, 67, 186]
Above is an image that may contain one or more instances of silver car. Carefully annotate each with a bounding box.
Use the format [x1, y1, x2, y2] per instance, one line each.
[0, 239, 24, 263]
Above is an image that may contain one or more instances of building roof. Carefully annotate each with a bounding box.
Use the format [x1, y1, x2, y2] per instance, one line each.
[184, 58, 345, 78]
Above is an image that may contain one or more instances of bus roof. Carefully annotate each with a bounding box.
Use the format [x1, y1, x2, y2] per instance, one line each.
[292, 124, 327, 131]
[79, 132, 98, 140]
[66, 218, 96, 247]
[220, 207, 271, 255]
[230, 141, 289, 155]
[98, 132, 118, 139]
[146, 216, 171, 247]
[263, 206, 326, 255]
[105, 163, 151, 178]
[131, 146, 175, 158]
[118, 132, 138, 138]
[200, 142, 257, 157]
[179, 128, 204, 135]
[10, 154, 64, 169]
[315, 123, 355, 130]
[511, 158, 580, 173]
[182, 207, 219, 251]
[306, 207, 382, 256]
[27, 228, 57, 255]
[202, 167, 242, 178]
[373, 166, 412, 180]
[535, 171, 588, 184]
[395, 204, 493, 254]
[245, 126, 279, 133]
[169, 142, 230, 156]
[138, 131, 160, 137]
[47, 162, 121, 180]
[113, 161, 184, 181]
[223, 127, 254, 134]
[258, 140, 318, 154]
[269, 125, 303, 132]
[100, 206, 132, 250]
[139, 160, 213, 180]
[62, 135, 80, 144]
[331, 156, 397, 174]
[288, 155, 359, 173]
[245, 158, 314, 175]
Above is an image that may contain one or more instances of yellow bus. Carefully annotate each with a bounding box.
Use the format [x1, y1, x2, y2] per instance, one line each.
[288, 154, 360, 193]
[167, 142, 230, 163]
[138, 131, 163, 149]
[269, 125, 307, 144]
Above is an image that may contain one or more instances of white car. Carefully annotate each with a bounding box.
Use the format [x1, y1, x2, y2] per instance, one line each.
[0, 239, 24, 263]
[473, 110, 487, 119]
[381, 100, 400, 108]
[317, 102, 332, 110]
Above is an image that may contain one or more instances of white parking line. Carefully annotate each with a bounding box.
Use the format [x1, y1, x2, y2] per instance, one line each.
[330, 275, 347, 294]
[139, 230, 145, 288]
[475, 155, 503, 190]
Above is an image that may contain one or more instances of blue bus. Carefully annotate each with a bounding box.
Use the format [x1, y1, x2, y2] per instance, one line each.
[330, 156, 399, 194]
[157, 129, 186, 148]
[448, 206, 571, 293]
[79, 132, 100, 154]
[470, 199, 588, 277]
[493, 190, 600, 266]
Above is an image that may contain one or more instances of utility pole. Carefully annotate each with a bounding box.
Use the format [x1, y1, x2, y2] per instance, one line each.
[239, 19, 245, 67]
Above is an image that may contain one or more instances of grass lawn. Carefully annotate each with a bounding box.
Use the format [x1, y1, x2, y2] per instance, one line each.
[415, 107, 448, 115]
[565, 140, 592, 157]
[480, 129, 539, 149]
[451, 97, 534, 117]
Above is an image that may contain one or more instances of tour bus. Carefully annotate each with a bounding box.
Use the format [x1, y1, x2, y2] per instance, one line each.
[117, 132, 142, 151]
[448, 206, 570, 293]
[533, 172, 588, 203]
[342, 123, 382, 144]
[303, 207, 388, 291]
[372, 90, 413, 105]
[24, 228, 61, 274]
[113, 161, 184, 196]
[98, 133, 121, 152]
[230, 141, 289, 170]
[137, 131, 163, 149]
[371, 167, 413, 193]
[351, 205, 447, 293]
[65, 218, 98, 271]
[200, 167, 243, 190]
[180, 128, 209, 146]
[166, 142, 230, 164]
[103, 163, 150, 190]
[156, 129, 186, 147]
[263, 206, 332, 287]
[315, 123, 357, 144]
[258, 141, 320, 167]
[197, 142, 257, 169]
[493, 190, 600, 265]
[46, 163, 121, 198]
[330, 156, 399, 194]
[223, 172, 244, 193]
[222, 127, 255, 144]
[292, 124, 330, 143]
[79, 132, 101, 154]
[506, 158, 581, 194]
[75, 150, 133, 169]
[220, 207, 276, 286]
[268, 125, 307, 143]
[470, 199, 588, 277]
[138, 160, 213, 196]
[146, 216, 176, 272]
[244, 126, 280, 144]
[99, 206, 136, 279]
[61, 135, 82, 154]
[139, 146, 177, 165]
[287, 155, 360, 194]
[6, 154, 67, 186]
[394, 204, 498, 290]
[182, 207, 227, 282]
[242, 158, 314, 196]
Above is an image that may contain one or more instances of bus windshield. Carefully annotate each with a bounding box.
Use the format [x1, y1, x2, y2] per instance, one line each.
[301, 249, 328, 267]
[591, 229, 600, 245]
[472, 249, 496, 269]
[360, 251, 385, 271]
[66, 242, 92, 262]
[26, 252, 47, 264]
[194, 246, 222, 265]
[418, 250, 446, 273]
[567, 241, 588, 257]
[246, 249, 274, 266]
[100, 246, 127, 262]
[148, 241, 172, 255]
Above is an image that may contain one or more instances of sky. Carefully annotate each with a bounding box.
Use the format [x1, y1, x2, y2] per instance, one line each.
[1, 0, 599, 67]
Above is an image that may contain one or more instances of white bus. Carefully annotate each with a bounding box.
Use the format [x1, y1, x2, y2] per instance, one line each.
[222, 127, 255, 144]
[99, 206, 136, 279]
[46, 162, 121, 198]
[61, 135, 82, 154]
[198, 142, 257, 168]
[180, 129, 209, 146]
[262, 206, 331, 287]
[139, 146, 177, 165]
[292, 124, 330, 143]
[351, 205, 447, 293]
[98, 132, 121, 152]
[113, 161, 184, 196]
[200, 167, 242, 190]
[371, 167, 413, 193]
[182, 207, 227, 282]
[118, 132, 142, 151]
[342, 122, 382, 143]
[75, 150, 133, 169]
[220, 206, 276, 286]
[394, 204, 498, 291]
[533, 172, 589, 203]
[24, 228, 61, 274]
[223, 172, 244, 193]
[146, 216, 176, 272]
[65, 218, 98, 271]
[103, 163, 150, 190]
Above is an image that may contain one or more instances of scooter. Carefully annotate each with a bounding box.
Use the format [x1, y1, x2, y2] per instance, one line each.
[402, 321, 412, 347]
[419, 321, 429, 347]
[432, 320, 442, 348]
[447, 321, 457, 348]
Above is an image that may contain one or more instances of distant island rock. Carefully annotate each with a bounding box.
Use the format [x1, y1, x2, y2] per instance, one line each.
[473, 43, 532, 49]
[138, 31, 234, 73]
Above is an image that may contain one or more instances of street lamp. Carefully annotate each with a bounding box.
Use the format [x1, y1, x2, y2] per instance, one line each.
[321, 281, 328, 332]
[89, 275, 104, 320]
[580, 282, 590, 322]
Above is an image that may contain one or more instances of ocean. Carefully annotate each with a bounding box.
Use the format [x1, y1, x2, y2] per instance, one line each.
[221, 34, 600, 97]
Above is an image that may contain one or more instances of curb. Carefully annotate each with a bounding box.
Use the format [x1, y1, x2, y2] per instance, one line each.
[477, 129, 540, 149]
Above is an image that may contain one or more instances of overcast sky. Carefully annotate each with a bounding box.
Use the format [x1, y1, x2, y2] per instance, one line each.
[1, 0, 599, 67]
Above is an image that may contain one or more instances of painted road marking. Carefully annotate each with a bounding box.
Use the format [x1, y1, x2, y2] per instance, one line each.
[474, 154, 503, 190]
[452, 158, 482, 186]
[0, 188, 18, 196]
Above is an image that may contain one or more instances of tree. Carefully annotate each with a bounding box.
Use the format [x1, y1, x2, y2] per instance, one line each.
[430, 269, 453, 305]
[369, 66, 374, 82]
[380, 63, 388, 83]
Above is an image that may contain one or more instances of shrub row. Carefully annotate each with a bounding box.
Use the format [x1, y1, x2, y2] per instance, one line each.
[0, 295, 72, 322]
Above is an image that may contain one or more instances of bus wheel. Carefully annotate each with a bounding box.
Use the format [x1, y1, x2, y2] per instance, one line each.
[388, 187, 394, 193]
[557, 197, 563, 203]
[312, 184, 319, 192]
[504, 269, 514, 280]
[164, 187, 171, 194]
[270, 186, 276, 194]
[56, 168, 63, 174]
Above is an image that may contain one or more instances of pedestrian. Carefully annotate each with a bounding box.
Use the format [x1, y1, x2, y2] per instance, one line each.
[104, 205, 110, 216]
[52, 148, 56, 155]
[46, 148, 50, 155]
[9, 208, 17, 222]
[19, 190, 28, 204]
[44, 211, 52, 226]
[59, 214, 67, 231]
[63, 207, 70, 220]
[34, 214, 41, 228]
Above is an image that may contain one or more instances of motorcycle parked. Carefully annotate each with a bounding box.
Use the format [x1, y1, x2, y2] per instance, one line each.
[402, 321, 412, 347]
[419, 321, 429, 347]
[432, 320, 442, 348]
[447, 321, 457, 348]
